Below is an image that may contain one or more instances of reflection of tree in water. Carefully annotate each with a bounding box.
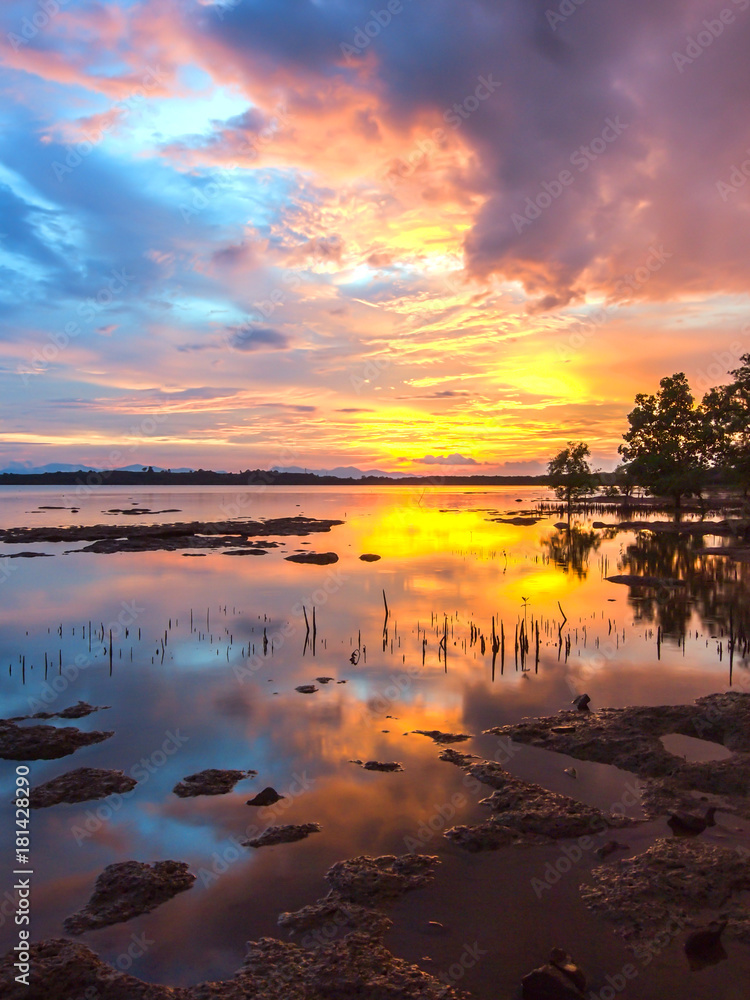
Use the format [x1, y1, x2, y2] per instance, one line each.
[542, 526, 602, 580]
[617, 530, 750, 672]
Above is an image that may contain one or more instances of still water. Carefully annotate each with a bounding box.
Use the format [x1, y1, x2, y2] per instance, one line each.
[0, 485, 747, 998]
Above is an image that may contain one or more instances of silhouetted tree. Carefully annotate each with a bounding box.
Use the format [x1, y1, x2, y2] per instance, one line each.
[618, 373, 708, 508]
[547, 441, 597, 516]
[703, 354, 750, 496]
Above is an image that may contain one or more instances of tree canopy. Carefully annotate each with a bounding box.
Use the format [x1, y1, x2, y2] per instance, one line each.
[618, 373, 709, 507]
[547, 442, 597, 513]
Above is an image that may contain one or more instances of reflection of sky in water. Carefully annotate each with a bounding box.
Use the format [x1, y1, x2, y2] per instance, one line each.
[0, 485, 749, 997]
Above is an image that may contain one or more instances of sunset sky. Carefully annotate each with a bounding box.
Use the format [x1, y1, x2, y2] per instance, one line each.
[1, 0, 749, 474]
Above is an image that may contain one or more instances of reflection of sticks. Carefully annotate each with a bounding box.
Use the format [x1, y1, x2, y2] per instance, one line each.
[302, 605, 310, 656]
[382, 589, 390, 651]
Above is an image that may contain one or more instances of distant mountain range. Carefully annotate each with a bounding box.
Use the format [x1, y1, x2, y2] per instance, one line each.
[0, 462, 408, 478]
[271, 465, 410, 479]
[0, 462, 199, 475]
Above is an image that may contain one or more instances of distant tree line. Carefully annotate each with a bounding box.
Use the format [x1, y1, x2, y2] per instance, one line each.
[548, 354, 750, 509]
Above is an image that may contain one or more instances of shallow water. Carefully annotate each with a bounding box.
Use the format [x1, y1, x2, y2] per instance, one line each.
[0, 485, 748, 998]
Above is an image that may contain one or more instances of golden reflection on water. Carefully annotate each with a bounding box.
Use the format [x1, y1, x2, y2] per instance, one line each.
[0, 486, 748, 994]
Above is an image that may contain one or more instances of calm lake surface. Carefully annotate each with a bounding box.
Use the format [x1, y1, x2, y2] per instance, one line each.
[0, 485, 748, 999]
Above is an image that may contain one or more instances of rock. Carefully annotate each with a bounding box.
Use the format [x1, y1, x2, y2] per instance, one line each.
[8, 701, 108, 721]
[30, 768, 136, 809]
[0, 515, 344, 555]
[443, 761, 633, 852]
[685, 919, 727, 955]
[438, 748, 480, 767]
[279, 899, 392, 939]
[522, 964, 584, 999]
[316, 677, 335, 684]
[296, 685, 319, 694]
[571, 694, 590, 711]
[223, 548, 267, 556]
[5, 551, 53, 558]
[580, 838, 750, 945]
[485, 693, 750, 820]
[325, 854, 439, 905]
[0, 932, 471, 1000]
[563, 768, 577, 778]
[667, 806, 717, 835]
[596, 840, 629, 860]
[411, 730, 473, 745]
[0, 938, 179, 1000]
[359, 553, 381, 561]
[0, 720, 113, 761]
[362, 761, 404, 772]
[243, 823, 321, 848]
[549, 949, 586, 992]
[63, 860, 195, 934]
[247, 787, 284, 807]
[490, 516, 541, 526]
[173, 768, 256, 797]
[285, 552, 339, 565]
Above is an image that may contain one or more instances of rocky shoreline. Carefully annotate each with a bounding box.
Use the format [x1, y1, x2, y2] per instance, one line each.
[3, 693, 749, 998]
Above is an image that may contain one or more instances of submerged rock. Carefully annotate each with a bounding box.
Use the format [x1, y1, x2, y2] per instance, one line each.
[359, 553, 381, 561]
[247, 786, 285, 807]
[296, 685, 319, 694]
[63, 860, 195, 934]
[1, 849, 466, 1000]
[580, 838, 750, 945]
[360, 760, 404, 772]
[30, 768, 136, 809]
[605, 574, 685, 587]
[0, 720, 113, 761]
[278, 899, 392, 939]
[325, 854, 440, 905]
[411, 730, 473, 745]
[522, 963, 584, 999]
[244, 823, 321, 848]
[173, 768, 256, 797]
[438, 747, 480, 767]
[285, 552, 339, 564]
[485, 693, 750, 818]
[9, 701, 108, 722]
[0, 933, 470, 1000]
[444, 761, 633, 852]
[0, 515, 344, 555]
